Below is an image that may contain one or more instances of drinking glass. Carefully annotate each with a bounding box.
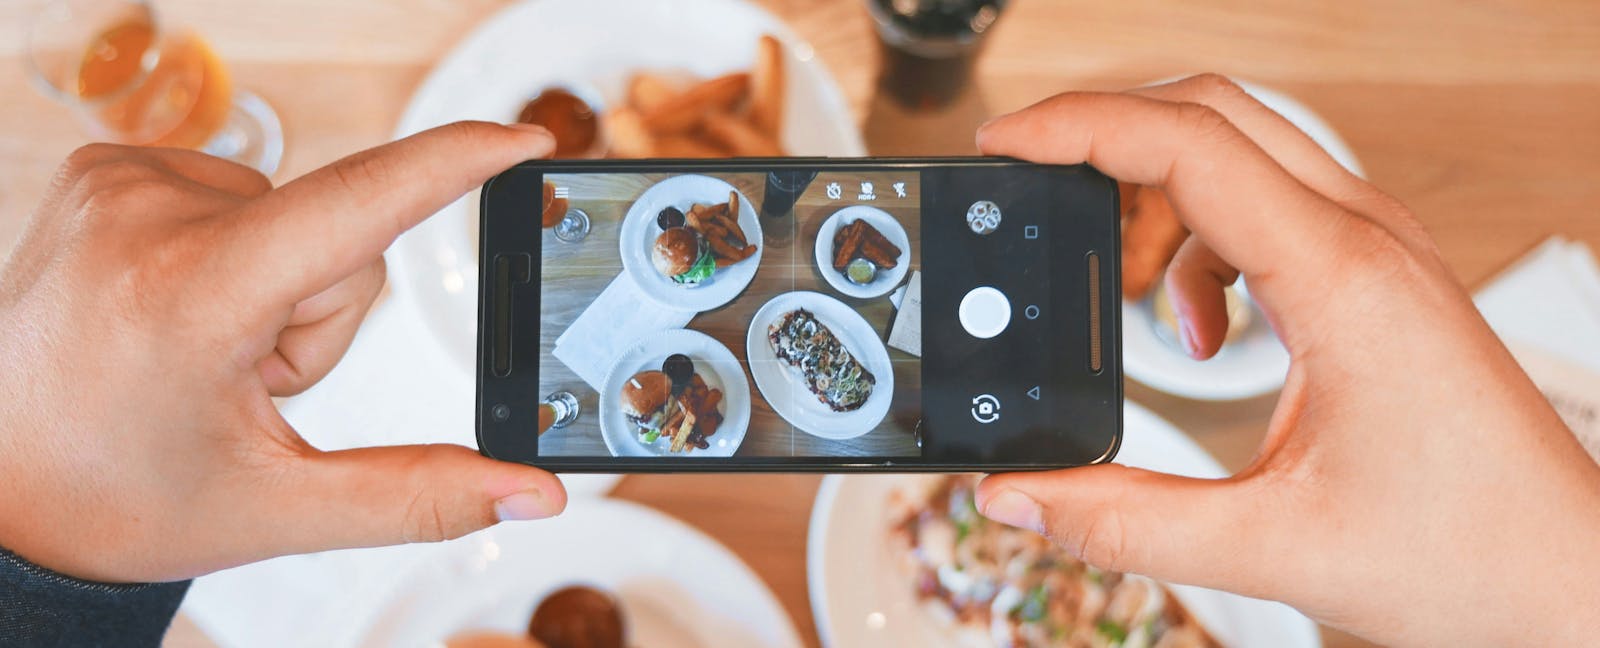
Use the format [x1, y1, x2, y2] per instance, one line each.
[26, 0, 284, 175]
[540, 391, 581, 432]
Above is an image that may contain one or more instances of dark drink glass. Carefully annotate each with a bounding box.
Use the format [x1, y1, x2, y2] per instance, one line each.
[867, 0, 1006, 110]
[758, 170, 816, 247]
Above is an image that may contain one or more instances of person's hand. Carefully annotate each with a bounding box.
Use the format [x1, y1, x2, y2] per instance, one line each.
[974, 75, 1600, 645]
[0, 122, 567, 583]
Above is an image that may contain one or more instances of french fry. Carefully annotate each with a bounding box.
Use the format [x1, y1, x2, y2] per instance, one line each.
[670, 407, 697, 453]
[705, 234, 746, 260]
[627, 73, 679, 113]
[709, 209, 748, 247]
[701, 111, 783, 157]
[651, 135, 728, 158]
[727, 190, 740, 219]
[605, 107, 655, 158]
[749, 34, 785, 139]
[641, 72, 750, 135]
[700, 389, 723, 416]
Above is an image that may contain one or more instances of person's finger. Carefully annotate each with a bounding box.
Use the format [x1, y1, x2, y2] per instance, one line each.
[1125, 75, 1375, 208]
[223, 121, 554, 307]
[976, 92, 1370, 342]
[56, 143, 273, 198]
[1125, 75, 1431, 249]
[1164, 236, 1239, 360]
[976, 465, 1280, 597]
[257, 258, 386, 396]
[271, 443, 567, 553]
[978, 92, 1352, 281]
[136, 147, 275, 198]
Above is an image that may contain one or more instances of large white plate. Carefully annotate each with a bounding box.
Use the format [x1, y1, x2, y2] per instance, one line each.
[1122, 79, 1363, 401]
[598, 328, 751, 457]
[806, 401, 1322, 648]
[813, 205, 912, 299]
[620, 175, 764, 311]
[746, 292, 894, 440]
[386, 0, 868, 375]
[352, 499, 803, 648]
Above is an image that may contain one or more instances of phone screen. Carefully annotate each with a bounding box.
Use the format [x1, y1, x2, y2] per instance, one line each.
[480, 160, 1120, 470]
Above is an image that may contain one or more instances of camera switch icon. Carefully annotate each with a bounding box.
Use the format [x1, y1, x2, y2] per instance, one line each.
[971, 394, 1001, 424]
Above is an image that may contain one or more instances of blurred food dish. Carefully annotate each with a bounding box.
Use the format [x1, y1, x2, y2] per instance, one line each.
[387, 0, 865, 375]
[807, 402, 1322, 648]
[355, 499, 802, 648]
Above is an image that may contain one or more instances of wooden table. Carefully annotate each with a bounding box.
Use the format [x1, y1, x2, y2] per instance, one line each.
[537, 171, 921, 458]
[1, 1, 1596, 647]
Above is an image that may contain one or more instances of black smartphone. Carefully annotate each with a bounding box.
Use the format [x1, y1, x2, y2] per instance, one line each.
[477, 158, 1120, 472]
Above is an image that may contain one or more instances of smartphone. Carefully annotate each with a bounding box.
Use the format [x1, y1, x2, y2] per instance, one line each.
[477, 158, 1120, 472]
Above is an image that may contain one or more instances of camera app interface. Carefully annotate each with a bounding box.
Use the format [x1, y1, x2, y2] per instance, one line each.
[537, 170, 927, 458]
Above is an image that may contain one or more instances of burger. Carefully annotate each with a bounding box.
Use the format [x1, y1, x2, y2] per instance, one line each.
[620, 370, 672, 442]
[652, 227, 716, 286]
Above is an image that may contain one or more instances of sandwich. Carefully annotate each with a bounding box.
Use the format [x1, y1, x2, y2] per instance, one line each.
[652, 226, 717, 286]
[620, 370, 673, 442]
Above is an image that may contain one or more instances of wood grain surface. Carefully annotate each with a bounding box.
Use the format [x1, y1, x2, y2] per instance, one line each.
[1, 1, 1596, 648]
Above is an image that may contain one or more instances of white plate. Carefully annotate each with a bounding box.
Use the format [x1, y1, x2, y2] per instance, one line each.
[386, 0, 867, 375]
[813, 205, 912, 299]
[1122, 79, 1363, 401]
[806, 401, 1322, 648]
[620, 175, 764, 311]
[353, 499, 803, 648]
[598, 329, 750, 457]
[746, 292, 894, 440]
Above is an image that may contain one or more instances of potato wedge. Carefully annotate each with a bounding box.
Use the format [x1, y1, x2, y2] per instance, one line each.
[627, 73, 679, 112]
[749, 34, 785, 139]
[641, 72, 750, 135]
[702, 111, 783, 157]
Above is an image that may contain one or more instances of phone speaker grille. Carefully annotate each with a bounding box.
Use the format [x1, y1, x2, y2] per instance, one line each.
[1088, 252, 1103, 373]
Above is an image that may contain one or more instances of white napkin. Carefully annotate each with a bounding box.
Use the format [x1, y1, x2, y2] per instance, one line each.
[553, 274, 695, 389]
[1475, 236, 1600, 373]
[1474, 236, 1600, 461]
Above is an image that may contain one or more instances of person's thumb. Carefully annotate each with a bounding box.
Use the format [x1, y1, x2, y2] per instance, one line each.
[976, 465, 1269, 594]
[278, 443, 566, 552]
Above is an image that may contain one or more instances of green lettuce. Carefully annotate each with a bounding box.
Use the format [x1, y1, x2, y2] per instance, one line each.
[673, 247, 718, 285]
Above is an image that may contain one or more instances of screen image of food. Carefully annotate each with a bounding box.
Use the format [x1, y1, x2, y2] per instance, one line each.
[537, 171, 923, 457]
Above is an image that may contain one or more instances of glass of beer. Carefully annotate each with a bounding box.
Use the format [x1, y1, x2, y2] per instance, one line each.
[26, 0, 284, 175]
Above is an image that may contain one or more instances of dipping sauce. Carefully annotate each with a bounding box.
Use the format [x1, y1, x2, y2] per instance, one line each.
[526, 585, 624, 648]
[518, 88, 600, 158]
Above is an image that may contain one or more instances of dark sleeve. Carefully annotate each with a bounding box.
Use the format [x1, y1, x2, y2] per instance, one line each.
[0, 546, 190, 648]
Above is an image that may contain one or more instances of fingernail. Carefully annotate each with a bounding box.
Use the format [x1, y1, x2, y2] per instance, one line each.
[1178, 316, 1199, 358]
[981, 489, 1043, 534]
[494, 489, 553, 521]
